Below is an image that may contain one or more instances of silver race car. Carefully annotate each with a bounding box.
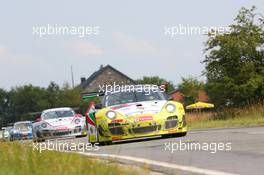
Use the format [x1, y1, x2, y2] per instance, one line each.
[33, 107, 87, 142]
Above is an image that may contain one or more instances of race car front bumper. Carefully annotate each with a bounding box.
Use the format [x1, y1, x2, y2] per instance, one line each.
[36, 125, 87, 140]
[96, 115, 187, 142]
[12, 133, 33, 140]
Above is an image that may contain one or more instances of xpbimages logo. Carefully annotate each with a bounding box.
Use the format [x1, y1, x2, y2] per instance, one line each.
[164, 140, 232, 154]
[98, 82, 167, 95]
[32, 24, 100, 38]
[32, 140, 99, 153]
[164, 24, 231, 37]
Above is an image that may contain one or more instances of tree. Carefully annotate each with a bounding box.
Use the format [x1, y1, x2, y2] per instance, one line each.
[136, 76, 175, 92]
[46, 81, 61, 108]
[0, 82, 85, 125]
[0, 88, 8, 127]
[58, 83, 81, 108]
[203, 6, 264, 107]
[9, 85, 49, 122]
[79, 96, 100, 115]
[0, 89, 7, 116]
[178, 77, 205, 105]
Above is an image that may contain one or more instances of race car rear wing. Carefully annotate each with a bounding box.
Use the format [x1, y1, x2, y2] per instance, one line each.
[81, 92, 105, 99]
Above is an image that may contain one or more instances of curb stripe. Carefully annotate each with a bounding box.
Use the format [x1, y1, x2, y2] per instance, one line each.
[78, 152, 238, 175]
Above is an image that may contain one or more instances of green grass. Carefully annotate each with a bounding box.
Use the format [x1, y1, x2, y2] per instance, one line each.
[0, 142, 144, 175]
[187, 103, 264, 129]
[189, 115, 264, 129]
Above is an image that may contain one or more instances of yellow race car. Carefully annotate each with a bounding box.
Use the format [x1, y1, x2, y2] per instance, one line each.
[84, 85, 187, 145]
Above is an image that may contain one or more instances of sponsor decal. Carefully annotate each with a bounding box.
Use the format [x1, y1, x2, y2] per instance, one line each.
[112, 136, 122, 140]
[111, 104, 132, 110]
[168, 129, 178, 133]
[134, 116, 153, 122]
[56, 126, 68, 131]
[111, 119, 124, 123]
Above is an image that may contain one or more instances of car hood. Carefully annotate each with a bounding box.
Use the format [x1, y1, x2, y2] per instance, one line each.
[109, 100, 167, 116]
[44, 117, 75, 127]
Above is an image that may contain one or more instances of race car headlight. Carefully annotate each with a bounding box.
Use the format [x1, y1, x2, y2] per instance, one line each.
[166, 104, 176, 113]
[74, 118, 81, 124]
[106, 111, 116, 119]
[41, 123, 47, 128]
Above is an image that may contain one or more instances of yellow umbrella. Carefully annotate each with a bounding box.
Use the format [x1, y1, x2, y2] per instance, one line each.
[186, 101, 214, 109]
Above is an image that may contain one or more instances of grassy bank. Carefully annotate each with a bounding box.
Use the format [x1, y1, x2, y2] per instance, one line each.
[0, 142, 143, 175]
[186, 103, 264, 129]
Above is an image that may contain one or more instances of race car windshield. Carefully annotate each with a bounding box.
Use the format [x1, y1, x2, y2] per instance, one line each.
[14, 123, 32, 130]
[104, 90, 166, 107]
[42, 110, 75, 120]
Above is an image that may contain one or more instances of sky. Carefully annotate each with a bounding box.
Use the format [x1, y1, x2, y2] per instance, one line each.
[0, 0, 263, 90]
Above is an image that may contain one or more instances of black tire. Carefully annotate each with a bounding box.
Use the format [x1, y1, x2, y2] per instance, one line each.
[97, 133, 112, 146]
[162, 132, 187, 138]
[88, 125, 112, 146]
[176, 132, 187, 137]
[98, 141, 112, 146]
[90, 142, 96, 146]
[162, 134, 173, 139]
[34, 138, 45, 142]
[76, 135, 86, 138]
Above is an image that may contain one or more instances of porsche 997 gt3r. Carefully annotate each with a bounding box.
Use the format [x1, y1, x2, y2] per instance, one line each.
[85, 85, 187, 145]
[10, 121, 33, 141]
[33, 107, 87, 142]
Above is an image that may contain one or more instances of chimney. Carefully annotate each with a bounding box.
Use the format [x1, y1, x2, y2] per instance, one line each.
[81, 77, 86, 83]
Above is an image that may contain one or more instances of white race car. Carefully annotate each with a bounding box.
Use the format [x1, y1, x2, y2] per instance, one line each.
[33, 107, 87, 142]
[1, 126, 13, 141]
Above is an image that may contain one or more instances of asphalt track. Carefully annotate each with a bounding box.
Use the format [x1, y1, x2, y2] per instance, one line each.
[46, 126, 264, 175]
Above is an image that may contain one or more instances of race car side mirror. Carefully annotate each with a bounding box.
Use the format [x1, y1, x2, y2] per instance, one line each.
[95, 103, 102, 109]
[167, 96, 173, 101]
[75, 114, 82, 117]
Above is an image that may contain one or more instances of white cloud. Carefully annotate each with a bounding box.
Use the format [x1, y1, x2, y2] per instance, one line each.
[0, 45, 53, 89]
[66, 41, 103, 56]
[0, 46, 8, 57]
[0, 45, 35, 64]
[112, 32, 162, 56]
